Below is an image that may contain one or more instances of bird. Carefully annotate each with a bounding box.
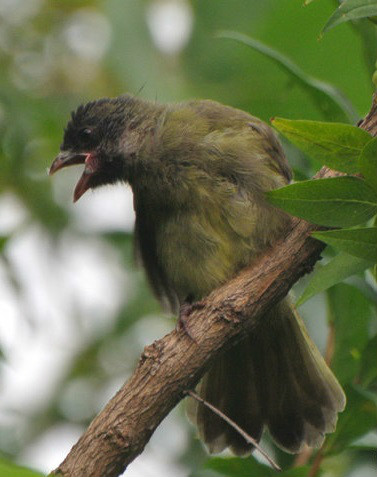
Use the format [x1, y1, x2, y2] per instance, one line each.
[49, 94, 346, 455]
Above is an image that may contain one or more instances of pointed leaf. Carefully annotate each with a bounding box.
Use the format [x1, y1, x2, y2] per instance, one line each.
[296, 253, 372, 306]
[272, 118, 371, 174]
[312, 227, 377, 262]
[322, 0, 377, 35]
[267, 177, 377, 227]
[218, 31, 357, 123]
[359, 137, 377, 192]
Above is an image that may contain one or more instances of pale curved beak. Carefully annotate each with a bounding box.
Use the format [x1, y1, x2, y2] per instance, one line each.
[49, 151, 99, 202]
[49, 151, 87, 175]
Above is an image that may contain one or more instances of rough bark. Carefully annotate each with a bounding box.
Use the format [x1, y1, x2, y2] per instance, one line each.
[359, 92, 377, 135]
[51, 94, 376, 477]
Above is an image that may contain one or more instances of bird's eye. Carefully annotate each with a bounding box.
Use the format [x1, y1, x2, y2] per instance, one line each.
[80, 127, 93, 139]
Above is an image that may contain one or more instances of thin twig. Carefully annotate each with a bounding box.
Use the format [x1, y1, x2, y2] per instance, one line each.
[293, 445, 312, 467]
[186, 390, 281, 472]
[324, 321, 335, 366]
[307, 448, 324, 477]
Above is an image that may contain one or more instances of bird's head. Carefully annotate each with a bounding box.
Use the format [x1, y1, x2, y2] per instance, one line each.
[49, 95, 154, 201]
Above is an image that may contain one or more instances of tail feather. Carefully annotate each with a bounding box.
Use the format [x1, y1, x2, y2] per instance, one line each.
[188, 298, 346, 455]
[190, 339, 264, 455]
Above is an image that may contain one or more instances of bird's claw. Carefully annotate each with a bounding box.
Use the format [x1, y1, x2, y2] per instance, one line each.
[176, 301, 204, 342]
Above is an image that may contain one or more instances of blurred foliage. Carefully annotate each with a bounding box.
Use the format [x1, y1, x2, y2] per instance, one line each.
[217, 31, 359, 123]
[0, 1, 376, 477]
[0, 457, 44, 477]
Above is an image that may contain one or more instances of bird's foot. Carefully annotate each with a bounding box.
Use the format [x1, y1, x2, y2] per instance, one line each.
[176, 301, 204, 342]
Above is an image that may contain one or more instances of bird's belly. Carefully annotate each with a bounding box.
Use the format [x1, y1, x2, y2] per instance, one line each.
[156, 213, 250, 303]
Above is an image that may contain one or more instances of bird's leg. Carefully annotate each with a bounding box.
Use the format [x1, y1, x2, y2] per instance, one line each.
[176, 295, 204, 341]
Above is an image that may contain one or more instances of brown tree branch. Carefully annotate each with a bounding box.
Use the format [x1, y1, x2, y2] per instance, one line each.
[50, 95, 376, 477]
[359, 92, 377, 135]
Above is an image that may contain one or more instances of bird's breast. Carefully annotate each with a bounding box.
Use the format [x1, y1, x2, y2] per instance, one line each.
[153, 208, 253, 304]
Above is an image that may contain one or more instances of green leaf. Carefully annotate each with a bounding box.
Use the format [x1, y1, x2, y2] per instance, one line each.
[267, 177, 377, 227]
[322, 0, 377, 35]
[359, 137, 377, 192]
[205, 457, 309, 477]
[296, 252, 372, 306]
[217, 31, 358, 123]
[272, 118, 371, 174]
[313, 227, 377, 262]
[359, 335, 377, 387]
[325, 385, 377, 455]
[327, 284, 371, 385]
[0, 458, 45, 477]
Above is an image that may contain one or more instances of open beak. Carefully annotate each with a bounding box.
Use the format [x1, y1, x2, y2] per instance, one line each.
[49, 151, 95, 202]
[49, 151, 87, 175]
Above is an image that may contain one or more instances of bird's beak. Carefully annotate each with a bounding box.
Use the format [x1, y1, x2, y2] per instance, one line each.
[49, 151, 87, 175]
[73, 165, 95, 203]
[49, 151, 95, 202]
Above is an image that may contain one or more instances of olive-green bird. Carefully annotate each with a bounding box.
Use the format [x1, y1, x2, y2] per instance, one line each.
[50, 95, 345, 455]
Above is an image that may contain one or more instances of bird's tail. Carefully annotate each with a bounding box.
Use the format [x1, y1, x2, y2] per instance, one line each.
[187, 298, 346, 455]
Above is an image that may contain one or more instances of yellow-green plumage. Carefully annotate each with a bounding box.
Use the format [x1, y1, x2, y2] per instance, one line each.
[52, 95, 346, 455]
[133, 100, 291, 305]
